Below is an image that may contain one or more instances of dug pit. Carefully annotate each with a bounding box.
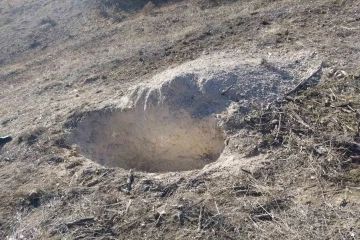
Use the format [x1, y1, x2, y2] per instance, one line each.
[69, 106, 225, 173]
[68, 54, 320, 173]
[68, 74, 231, 173]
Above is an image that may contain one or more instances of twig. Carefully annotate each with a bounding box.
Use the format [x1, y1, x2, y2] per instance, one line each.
[126, 170, 134, 192]
[155, 214, 162, 227]
[66, 217, 95, 228]
[251, 214, 274, 221]
[240, 168, 252, 175]
[198, 206, 204, 231]
[248, 215, 265, 231]
[340, 25, 360, 30]
[275, 113, 282, 139]
[214, 201, 220, 215]
[285, 62, 324, 96]
[155, 209, 166, 228]
[221, 84, 234, 96]
[308, 153, 332, 207]
[290, 110, 314, 131]
[125, 199, 132, 214]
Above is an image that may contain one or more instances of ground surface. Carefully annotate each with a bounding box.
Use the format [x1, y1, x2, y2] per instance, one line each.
[0, 0, 360, 239]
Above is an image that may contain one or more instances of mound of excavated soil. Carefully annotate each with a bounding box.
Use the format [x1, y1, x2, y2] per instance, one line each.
[68, 51, 321, 172]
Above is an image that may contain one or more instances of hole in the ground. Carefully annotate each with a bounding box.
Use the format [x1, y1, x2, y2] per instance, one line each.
[68, 74, 241, 172]
[68, 55, 304, 173]
[69, 106, 225, 173]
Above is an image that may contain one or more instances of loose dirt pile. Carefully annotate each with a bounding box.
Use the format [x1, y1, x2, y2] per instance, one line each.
[67, 52, 319, 173]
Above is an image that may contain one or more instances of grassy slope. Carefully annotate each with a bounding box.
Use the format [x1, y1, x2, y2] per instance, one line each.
[0, 0, 359, 239]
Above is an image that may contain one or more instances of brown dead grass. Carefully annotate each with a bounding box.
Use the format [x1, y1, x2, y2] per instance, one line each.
[3, 69, 360, 240]
[1, 0, 360, 239]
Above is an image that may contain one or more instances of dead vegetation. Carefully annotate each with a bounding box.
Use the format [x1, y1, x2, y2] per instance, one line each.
[3, 68, 360, 240]
[241, 67, 360, 187]
[227, 68, 360, 238]
[1, 0, 360, 239]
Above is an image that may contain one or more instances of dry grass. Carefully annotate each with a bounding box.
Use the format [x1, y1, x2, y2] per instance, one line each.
[4, 70, 360, 240]
[1, 0, 360, 239]
[230, 69, 360, 239]
[242, 68, 360, 186]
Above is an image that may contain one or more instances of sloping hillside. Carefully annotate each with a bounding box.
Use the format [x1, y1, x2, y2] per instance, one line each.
[0, 0, 360, 239]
